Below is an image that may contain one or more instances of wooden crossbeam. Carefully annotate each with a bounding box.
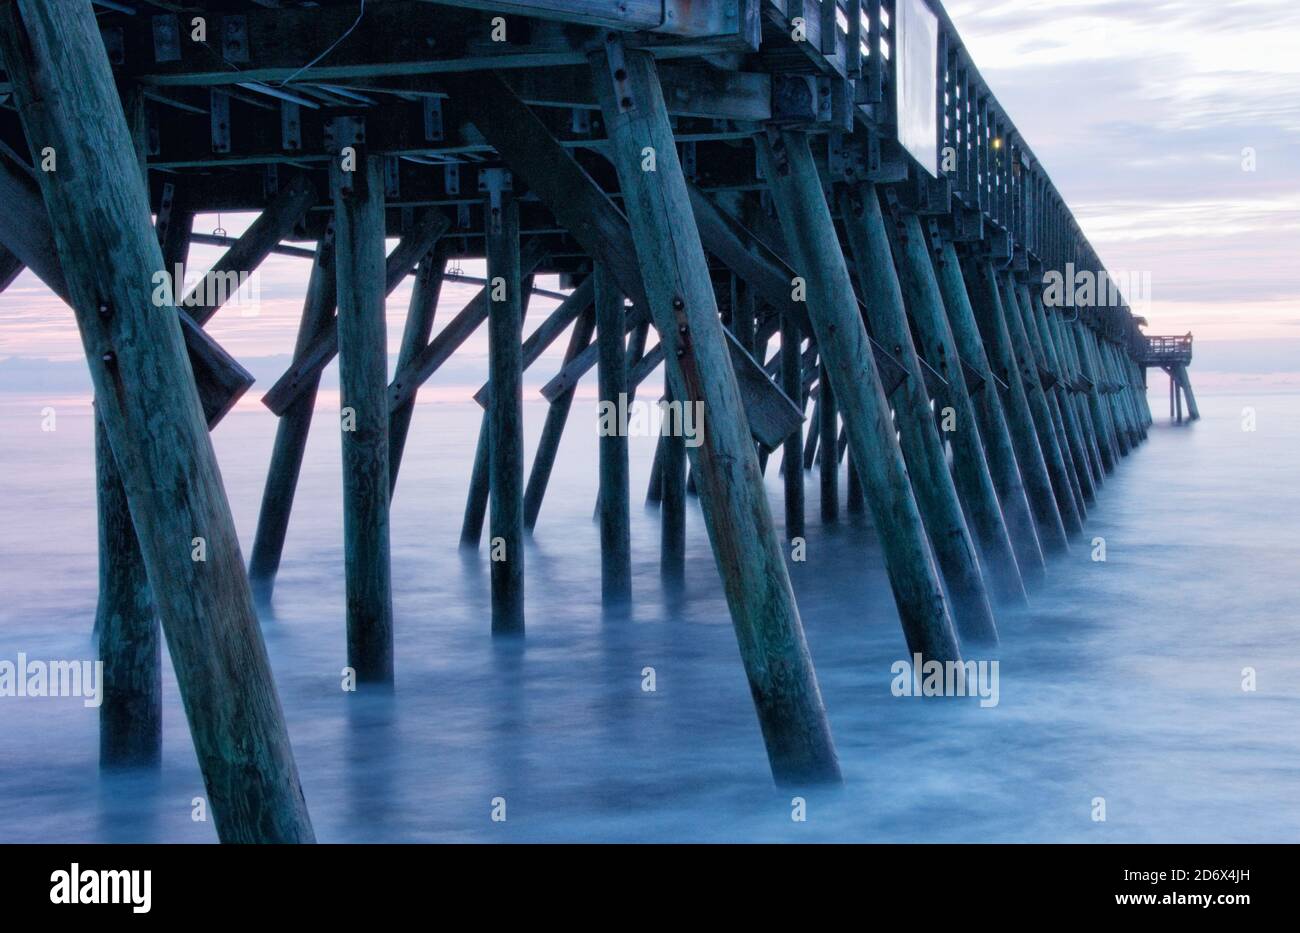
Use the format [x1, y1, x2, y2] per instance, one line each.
[385, 238, 548, 414]
[260, 209, 451, 415]
[444, 72, 802, 448]
[180, 173, 316, 325]
[124, 1, 752, 88]
[0, 151, 252, 426]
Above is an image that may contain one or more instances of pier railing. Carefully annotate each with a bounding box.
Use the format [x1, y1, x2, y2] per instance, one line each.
[1140, 335, 1194, 366]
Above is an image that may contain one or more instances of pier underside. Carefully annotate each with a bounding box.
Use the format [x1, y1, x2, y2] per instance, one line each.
[0, 0, 1168, 841]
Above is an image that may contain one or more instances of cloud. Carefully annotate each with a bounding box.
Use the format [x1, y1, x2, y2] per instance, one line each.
[945, 0, 1300, 339]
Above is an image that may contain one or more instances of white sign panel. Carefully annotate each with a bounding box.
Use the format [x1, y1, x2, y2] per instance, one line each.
[895, 0, 940, 177]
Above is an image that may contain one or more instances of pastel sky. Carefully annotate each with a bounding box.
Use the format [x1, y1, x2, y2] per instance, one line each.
[1, 0, 1297, 397]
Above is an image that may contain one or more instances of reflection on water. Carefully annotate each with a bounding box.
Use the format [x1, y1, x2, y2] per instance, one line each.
[1, 393, 1297, 842]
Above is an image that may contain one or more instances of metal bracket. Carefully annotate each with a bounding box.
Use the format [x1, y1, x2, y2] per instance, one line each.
[210, 90, 231, 154]
[445, 162, 460, 196]
[324, 115, 366, 194]
[478, 168, 513, 234]
[423, 97, 444, 142]
[680, 140, 697, 179]
[827, 129, 867, 182]
[865, 133, 909, 182]
[281, 101, 302, 151]
[881, 185, 908, 240]
[603, 34, 636, 114]
[222, 16, 250, 64]
[925, 217, 947, 259]
[570, 107, 591, 135]
[151, 15, 180, 63]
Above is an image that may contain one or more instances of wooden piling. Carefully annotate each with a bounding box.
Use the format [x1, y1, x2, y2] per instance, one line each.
[838, 183, 1003, 638]
[248, 233, 337, 606]
[596, 263, 632, 608]
[95, 408, 160, 767]
[389, 246, 449, 493]
[997, 272, 1085, 537]
[660, 391, 687, 589]
[96, 83, 157, 767]
[817, 363, 839, 522]
[878, 200, 1028, 610]
[758, 129, 961, 661]
[485, 195, 526, 636]
[593, 46, 840, 783]
[1068, 317, 1118, 472]
[930, 238, 1046, 584]
[0, 0, 314, 842]
[524, 306, 595, 530]
[1008, 278, 1088, 520]
[332, 154, 393, 682]
[963, 257, 1071, 553]
[1081, 325, 1129, 458]
[1175, 363, 1201, 420]
[1019, 283, 1096, 508]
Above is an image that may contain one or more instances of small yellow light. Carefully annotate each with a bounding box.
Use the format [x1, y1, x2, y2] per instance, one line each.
[992, 137, 1003, 150]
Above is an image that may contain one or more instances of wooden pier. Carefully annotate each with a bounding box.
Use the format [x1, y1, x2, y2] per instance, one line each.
[0, 0, 1169, 841]
[1140, 334, 1200, 423]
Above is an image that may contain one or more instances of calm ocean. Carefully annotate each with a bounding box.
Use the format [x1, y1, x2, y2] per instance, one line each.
[1, 390, 1296, 842]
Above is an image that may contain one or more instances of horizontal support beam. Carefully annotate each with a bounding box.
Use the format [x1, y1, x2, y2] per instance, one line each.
[122, 2, 751, 88]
